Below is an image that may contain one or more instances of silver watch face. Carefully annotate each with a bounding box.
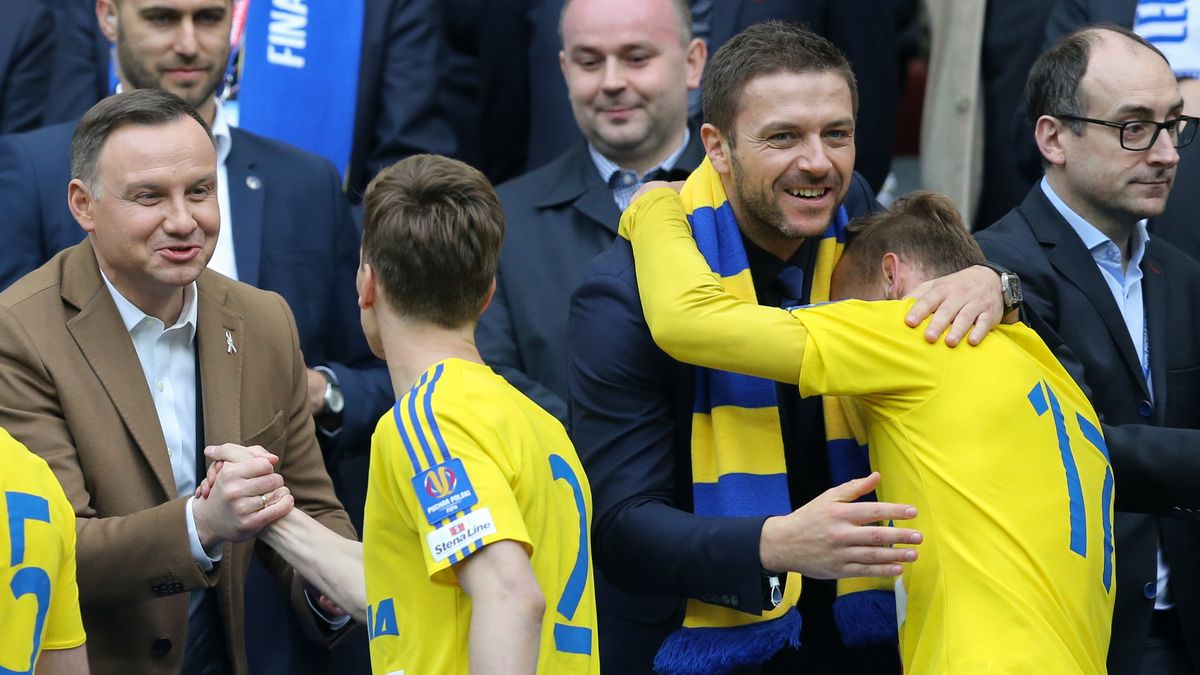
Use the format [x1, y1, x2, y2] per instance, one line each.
[325, 382, 345, 415]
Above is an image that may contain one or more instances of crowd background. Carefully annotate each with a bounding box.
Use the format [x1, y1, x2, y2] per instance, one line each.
[2, 1, 1200, 674]
[3, 1, 1197, 237]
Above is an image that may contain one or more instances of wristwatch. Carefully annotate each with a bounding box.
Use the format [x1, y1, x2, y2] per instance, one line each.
[980, 262, 1023, 315]
[314, 366, 344, 416]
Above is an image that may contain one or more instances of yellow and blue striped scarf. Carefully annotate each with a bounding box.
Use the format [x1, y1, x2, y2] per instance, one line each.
[649, 159, 896, 674]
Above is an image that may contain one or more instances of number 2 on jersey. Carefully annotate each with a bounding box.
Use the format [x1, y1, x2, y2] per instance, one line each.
[3, 491, 53, 675]
[548, 455, 593, 655]
[1027, 382, 1115, 592]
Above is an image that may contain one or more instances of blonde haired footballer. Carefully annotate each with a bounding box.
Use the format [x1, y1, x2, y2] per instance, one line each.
[2, 427, 89, 674]
[621, 187, 1115, 674]
[201, 154, 600, 674]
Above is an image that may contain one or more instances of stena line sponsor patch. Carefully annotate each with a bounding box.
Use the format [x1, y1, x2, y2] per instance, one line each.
[427, 508, 496, 562]
[412, 457, 478, 524]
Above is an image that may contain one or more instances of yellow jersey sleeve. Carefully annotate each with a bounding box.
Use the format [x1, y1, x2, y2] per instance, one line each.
[620, 188, 807, 384]
[1, 431, 85, 672]
[794, 300, 943, 405]
[40, 481, 83, 651]
[388, 373, 532, 587]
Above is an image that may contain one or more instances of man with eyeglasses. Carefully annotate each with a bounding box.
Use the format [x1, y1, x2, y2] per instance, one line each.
[978, 24, 1200, 675]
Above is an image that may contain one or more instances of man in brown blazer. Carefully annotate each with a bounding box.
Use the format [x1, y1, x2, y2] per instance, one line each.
[0, 90, 356, 674]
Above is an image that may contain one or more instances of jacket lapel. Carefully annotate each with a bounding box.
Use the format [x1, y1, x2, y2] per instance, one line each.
[226, 129, 265, 287]
[62, 244, 176, 498]
[196, 273, 243, 449]
[537, 144, 622, 235]
[1022, 188, 1151, 398]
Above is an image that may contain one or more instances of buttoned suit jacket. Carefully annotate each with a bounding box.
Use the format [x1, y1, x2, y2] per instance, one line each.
[976, 186, 1200, 675]
[0, 242, 355, 675]
[476, 133, 706, 420]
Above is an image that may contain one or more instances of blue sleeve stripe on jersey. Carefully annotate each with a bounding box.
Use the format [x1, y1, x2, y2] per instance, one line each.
[421, 363, 455, 465]
[1101, 467, 1114, 592]
[392, 402, 425, 474]
[407, 370, 440, 469]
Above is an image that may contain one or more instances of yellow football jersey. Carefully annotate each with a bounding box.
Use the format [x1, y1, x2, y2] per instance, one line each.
[362, 358, 599, 674]
[620, 189, 1114, 674]
[0, 426, 85, 672]
[795, 300, 1114, 674]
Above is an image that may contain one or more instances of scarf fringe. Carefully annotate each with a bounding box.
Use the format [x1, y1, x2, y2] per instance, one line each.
[833, 589, 898, 647]
[653, 608, 803, 675]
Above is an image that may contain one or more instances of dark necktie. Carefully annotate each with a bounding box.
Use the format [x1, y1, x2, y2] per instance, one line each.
[776, 265, 807, 308]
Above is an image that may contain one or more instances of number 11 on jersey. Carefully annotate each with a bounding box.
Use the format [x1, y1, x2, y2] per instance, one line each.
[1027, 381, 1115, 592]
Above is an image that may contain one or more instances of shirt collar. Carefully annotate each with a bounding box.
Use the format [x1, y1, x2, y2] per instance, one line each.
[588, 126, 692, 184]
[1039, 177, 1150, 266]
[210, 100, 233, 168]
[99, 267, 199, 342]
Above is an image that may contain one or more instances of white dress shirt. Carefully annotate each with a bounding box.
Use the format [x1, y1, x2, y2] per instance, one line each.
[99, 271, 220, 570]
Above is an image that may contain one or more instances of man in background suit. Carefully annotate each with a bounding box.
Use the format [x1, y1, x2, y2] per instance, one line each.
[977, 26, 1200, 675]
[1042, 0, 1200, 262]
[475, 0, 707, 420]
[0, 88, 355, 675]
[0, 0, 55, 133]
[0, 1, 388, 672]
[471, 0, 902, 191]
[30, 0, 454, 204]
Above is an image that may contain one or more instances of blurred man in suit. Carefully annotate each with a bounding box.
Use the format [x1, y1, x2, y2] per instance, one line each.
[475, 0, 707, 420]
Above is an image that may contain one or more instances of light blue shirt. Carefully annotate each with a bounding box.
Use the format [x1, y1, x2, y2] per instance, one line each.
[589, 127, 691, 211]
[1040, 179, 1152, 387]
[1040, 178, 1173, 610]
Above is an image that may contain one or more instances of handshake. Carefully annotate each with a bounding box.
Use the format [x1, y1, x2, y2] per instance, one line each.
[193, 444, 366, 623]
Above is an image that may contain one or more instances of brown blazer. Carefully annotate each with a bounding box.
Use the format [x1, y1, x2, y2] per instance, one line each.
[0, 242, 356, 675]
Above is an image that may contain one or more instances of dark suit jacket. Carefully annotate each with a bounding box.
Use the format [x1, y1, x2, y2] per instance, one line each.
[568, 172, 893, 673]
[345, 0, 457, 200]
[0, 242, 355, 675]
[0, 0, 54, 134]
[977, 185, 1200, 675]
[476, 132, 706, 420]
[0, 120, 390, 461]
[42, 0, 110, 127]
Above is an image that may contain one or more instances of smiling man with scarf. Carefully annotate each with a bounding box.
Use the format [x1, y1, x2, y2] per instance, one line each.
[568, 22, 1014, 675]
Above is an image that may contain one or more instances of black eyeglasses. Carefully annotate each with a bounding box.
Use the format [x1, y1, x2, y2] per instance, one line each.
[1053, 114, 1198, 151]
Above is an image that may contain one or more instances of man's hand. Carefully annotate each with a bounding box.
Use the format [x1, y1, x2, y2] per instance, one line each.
[629, 179, 686, 205]
[192, 443, 291, 549]
[759, 472, 921, 579]
[904, 265, 1005, 347]
[306, 368, 327, 416]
